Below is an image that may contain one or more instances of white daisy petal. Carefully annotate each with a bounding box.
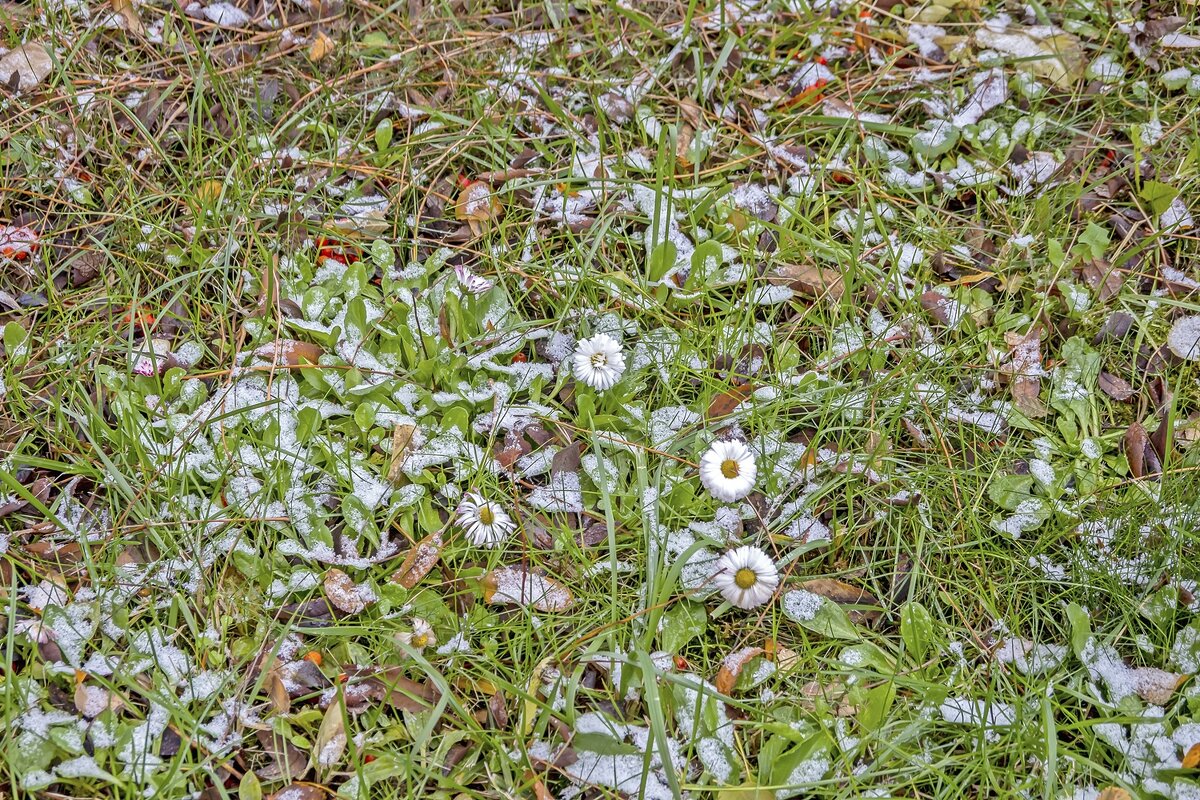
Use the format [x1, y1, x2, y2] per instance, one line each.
[456, 493, 515, 547]
[712, 545, 779, 609]
[699, 439, 757, 502]
[572, 333, 626, 391]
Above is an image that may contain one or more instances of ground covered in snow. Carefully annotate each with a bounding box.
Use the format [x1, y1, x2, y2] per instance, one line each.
[2, 0, 1200, 798]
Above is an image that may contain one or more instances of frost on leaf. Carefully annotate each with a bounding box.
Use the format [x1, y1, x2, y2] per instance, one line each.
[482, 566, 573, 612]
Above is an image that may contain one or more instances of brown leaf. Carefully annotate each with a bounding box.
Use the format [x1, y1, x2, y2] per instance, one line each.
[1124, 422, 1161, 479]
[390, 533, 442, 589]
[1183, 742, 1200, 770]
[1003, 329, 1046, 418]
[768, 262, 843, 301]
[268, 783, 324, 800]
[345, 666, 439, 713]
[455, 181, 503, 230]
[551, 441, 582, 475]
[112, 0, 143, 32]
[488, 691, 509, 729]
[312, 702, 347, 771]
[1133, 666, 1186, 705]
[920, 291, 963, 327]
[253, 340, 323, 366]
[308, 31, 335, 62]
[533, 778, 556, 800]
[798, 579, 882, 625]
[256, 730, 309, 783]
[706, 384, 755, 422]
[482, 566, 574, 612]
[1097, 788, 1132, 800]
[714, 646, 766, 694]
[1081, 259, 1123, 303]
[387, 424, 418, 484]
[1099, 372, 1135, 401]
[266, 668, 291, 714]
[0, 43, 53, 91]
[323, 569, 373, 615]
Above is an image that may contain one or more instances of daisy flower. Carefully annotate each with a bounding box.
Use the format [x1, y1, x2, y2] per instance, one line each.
[456, 492, 515, 547]
[699, 439, 757, 502]
[395, 618, 437, 653]
[453, 263, 494, 295]
[572, 333, 625, 391]
[713, 545, 779, 609]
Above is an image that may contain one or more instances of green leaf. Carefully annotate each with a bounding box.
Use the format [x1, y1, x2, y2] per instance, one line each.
[371, 239, 395, 270]
[239, 771, 263, 800]
[1139, 180, 1180, 216]
[647, 240, 678, 282]
[689, 240, 724, 286]
[782, 590, 861, 641]
[1077, 221, 1109, 261]
[987, 473, 1035, 511]
[659, 600, 707, 653]
[857, 681, 897, 733]
[1065, 602, 1092, 659]
[900, 601, 935, 665]
[375, 118, 394, 152]
[571, 732, 644, 756]
[1046, 238, 1065, 268]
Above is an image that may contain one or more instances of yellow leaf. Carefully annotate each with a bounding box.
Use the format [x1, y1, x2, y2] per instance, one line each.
[1183, 743, 1200, 770]
[112, 0, 144, 34]
[308, 31, 335, 63]
[197, 179, 223, 204]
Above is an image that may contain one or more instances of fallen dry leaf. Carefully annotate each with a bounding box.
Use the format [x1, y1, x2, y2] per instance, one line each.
[706, 383, 755, 422]
[0, 43, 53, 91]
[1003, 329, 1047, 418]
[111, 0, 143, 33]
[253, 339, 323, 366]
[312, 702, 347, 771]
[974, 26, 1085, 89]
[482, 565, 573, 612]
[323, 569, 374, 614]
[1097, 788, 1132, 800]
[1133, 666, 1186, 705]
[798, 578, 882, 625]
[455, 180, 503, 236]
[309, 31, 335, 62]
[387, 424, 418, 484]
[1124, 421, 1162, 479]
[714, 646, 766, 694]
[1098, 372, 1135, 402]
[390, 533, 442, 589]
[768, 262, 844, 301]
[1183, 742, 1200, 770]
[269, 783, 324, 800]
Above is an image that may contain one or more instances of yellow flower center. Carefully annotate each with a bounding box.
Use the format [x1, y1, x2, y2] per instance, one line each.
[734, 568, 758, 589]
[720, 458, 741, 479]
[478, 505, 495, 526]
[590, 352, 608, 368]
[413, 633, 430, 648]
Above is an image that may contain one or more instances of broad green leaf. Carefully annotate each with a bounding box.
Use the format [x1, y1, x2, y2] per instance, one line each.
[660, 600, 707, 653]
[782, 590, 861, 641]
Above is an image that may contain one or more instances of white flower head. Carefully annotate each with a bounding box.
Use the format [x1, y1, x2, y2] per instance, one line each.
[713, 545, 779, 609]
[453, 263, 494, 295]
[456, 492, 515, 547]
[572, 333, 626, 391]
[395, 618, 437, 652]
[699, 439, 757, 502]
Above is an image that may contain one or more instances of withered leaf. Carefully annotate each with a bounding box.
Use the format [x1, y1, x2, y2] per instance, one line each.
[343, 666, 439, 713]
[253, 340, 323, 366]
[390, 533, 442, 589]
[1133, 666, 1185, 705]
[312, 702, 347, 771]
[1081, 259, 1123, 303]
[1183, 742, 1200, 770]
[308, 31, 335, 63]
[256, 729, 309, 783]
[1003, 329, 1047, 418]
[268, 783, 323, 800]
[714, 646, 766, 694]
[706, 383, 755, 422]
[1124, 421, 1162, 479]
[768, 262, 844, 301]
[1097, 788, 1132, 800]
[551, 441, 582, 475]
[455, 180, 503, 236]
[798, 578, 882, 626]
[482, 566, 574, 612]
[387, 424, 418, 484]
[112, 0, 144, 33]
[323, 569, 373, 615]
[1099, 372, 1135, 401]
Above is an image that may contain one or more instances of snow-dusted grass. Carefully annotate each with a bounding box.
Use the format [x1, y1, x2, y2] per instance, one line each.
[2, 1, 1200, 799]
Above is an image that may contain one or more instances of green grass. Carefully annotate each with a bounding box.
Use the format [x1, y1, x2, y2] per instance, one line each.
[2, 0, 1200, 798]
